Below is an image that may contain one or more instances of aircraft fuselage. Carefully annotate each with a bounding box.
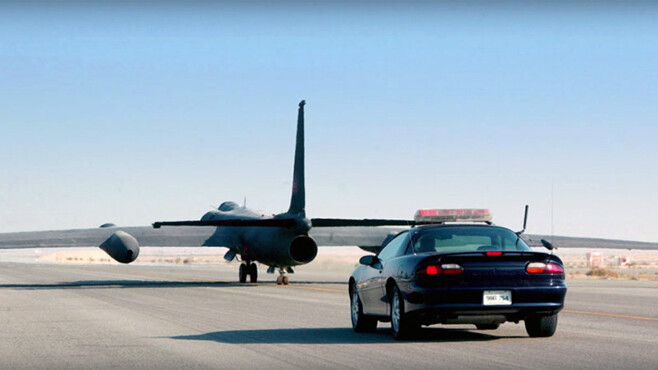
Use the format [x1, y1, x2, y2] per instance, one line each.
[200, 203, 316, 268]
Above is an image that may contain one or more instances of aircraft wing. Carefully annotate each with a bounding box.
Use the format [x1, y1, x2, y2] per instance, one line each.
[1, 226, 656, 252]
[524, 234, 658, 250]
[0, 226, 216, 249]
[310, 227, 658, 252]
[0, 226, 401, 249]
[310, 227, 404, 247]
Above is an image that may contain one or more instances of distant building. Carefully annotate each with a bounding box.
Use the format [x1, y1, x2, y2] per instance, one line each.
[587, 252, 603, 268]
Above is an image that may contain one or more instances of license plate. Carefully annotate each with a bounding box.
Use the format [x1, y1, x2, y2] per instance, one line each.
[483, 290, 512, 306]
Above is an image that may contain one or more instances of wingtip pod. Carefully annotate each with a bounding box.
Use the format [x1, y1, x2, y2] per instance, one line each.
[99, 231, 140, 264]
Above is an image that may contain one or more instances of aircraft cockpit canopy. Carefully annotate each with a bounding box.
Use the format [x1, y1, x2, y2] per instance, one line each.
[218, 201, 240, 211]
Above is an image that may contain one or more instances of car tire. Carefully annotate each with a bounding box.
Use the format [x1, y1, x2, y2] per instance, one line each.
[390, 285, 418, 340]
[525, 314, 558, 337]
[475, 324, 500, 330]
[350, 285, 377, 333]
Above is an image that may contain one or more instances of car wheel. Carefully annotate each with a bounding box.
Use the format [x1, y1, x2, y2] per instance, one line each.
[350, 285, 377, 332]
[390, 285, 417, 340]
[475, 324, 500, 330]
[525, 314, 558, 337]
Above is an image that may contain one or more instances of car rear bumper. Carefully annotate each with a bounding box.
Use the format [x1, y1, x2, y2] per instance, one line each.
[404, 284, 566, 325]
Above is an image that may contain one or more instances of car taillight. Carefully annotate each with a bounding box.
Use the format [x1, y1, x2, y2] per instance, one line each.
[425, 264, 463, 275]
[526, 262, 564, 274]
[544, 263, 564, 273]
[426, 265, 440, 275]
[442, 264, 463, 274]
[486, 251, 502, 256]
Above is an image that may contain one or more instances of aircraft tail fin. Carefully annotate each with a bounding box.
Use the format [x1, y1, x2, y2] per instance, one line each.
[287, 100, 306, 217]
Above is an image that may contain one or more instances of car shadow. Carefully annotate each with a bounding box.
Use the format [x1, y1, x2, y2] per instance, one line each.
[170, 326, 523, 344]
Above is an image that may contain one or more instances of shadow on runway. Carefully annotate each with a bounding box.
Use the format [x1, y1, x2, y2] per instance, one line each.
[170, 327, 522, 344]
[0, 280, 347, 290]
[0, 280, 256, 290]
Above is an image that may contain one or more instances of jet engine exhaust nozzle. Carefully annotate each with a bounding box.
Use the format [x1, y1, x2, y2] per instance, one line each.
[289, 235, 317, 264]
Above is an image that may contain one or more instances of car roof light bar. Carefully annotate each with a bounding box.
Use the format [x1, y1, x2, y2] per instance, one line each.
[414, 209, 492, 223]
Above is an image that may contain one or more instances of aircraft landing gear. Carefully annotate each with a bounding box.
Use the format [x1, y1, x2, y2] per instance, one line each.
[239, 262, 258, 283]
[248, 263, 257, 283]
[276, 275, 290, 285]
[267, 266, 293, 285]
[275, 267, 293, 285]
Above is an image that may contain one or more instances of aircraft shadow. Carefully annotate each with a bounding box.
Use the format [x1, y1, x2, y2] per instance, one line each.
[289, 281, 347, 285]
[0, 280, 346, 290]
[0, 280, 255, 290]
[170, 327, 521, 344]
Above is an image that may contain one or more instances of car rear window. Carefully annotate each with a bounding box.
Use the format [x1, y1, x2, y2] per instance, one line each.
[412, 226, 531, 253]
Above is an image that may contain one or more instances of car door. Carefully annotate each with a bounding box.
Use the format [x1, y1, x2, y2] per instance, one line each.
[361, 231, 410, 316]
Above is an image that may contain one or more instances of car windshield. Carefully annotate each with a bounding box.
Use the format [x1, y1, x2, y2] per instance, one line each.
[412, 226, 531, 254]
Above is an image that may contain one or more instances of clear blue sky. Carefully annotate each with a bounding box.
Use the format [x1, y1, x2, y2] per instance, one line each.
[1, 1, 656, 242]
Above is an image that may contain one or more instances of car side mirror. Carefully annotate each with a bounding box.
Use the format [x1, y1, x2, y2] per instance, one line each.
[540, 239, 555, 250]
[359, 255, 378, 266]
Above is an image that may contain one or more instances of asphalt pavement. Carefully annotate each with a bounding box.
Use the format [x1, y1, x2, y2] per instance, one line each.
[0, 262, 656, 369]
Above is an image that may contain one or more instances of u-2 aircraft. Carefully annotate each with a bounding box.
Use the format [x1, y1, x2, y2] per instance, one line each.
[0, 101, 411, 284]
[1, 100, 657, 284]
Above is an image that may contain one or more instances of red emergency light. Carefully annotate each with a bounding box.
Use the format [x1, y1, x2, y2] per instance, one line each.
[414, 209, 492, 223]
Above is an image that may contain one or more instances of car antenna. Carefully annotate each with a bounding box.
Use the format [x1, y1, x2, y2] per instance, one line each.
[551, 182, 554, 246]
[516, 204, 529, 235]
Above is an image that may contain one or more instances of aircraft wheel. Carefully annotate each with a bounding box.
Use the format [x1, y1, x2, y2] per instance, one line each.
[282, 276, 289, 285]
[248, 263, 258, 283]
[239, 264, 247, 283]
[276, 276, 283, 285]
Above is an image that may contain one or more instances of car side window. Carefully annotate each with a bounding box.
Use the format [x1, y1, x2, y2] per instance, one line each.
[377, 231, 410, 261]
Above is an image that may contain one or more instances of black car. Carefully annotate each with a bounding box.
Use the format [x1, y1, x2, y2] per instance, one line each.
[349, 215, 567, 340]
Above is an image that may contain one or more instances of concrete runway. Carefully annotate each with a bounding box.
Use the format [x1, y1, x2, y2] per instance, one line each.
[0, 262, 656, 369]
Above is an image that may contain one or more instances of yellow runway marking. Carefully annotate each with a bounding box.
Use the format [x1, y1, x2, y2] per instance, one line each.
[563, 309, 658, 322]
[284, 285, 345, 294]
